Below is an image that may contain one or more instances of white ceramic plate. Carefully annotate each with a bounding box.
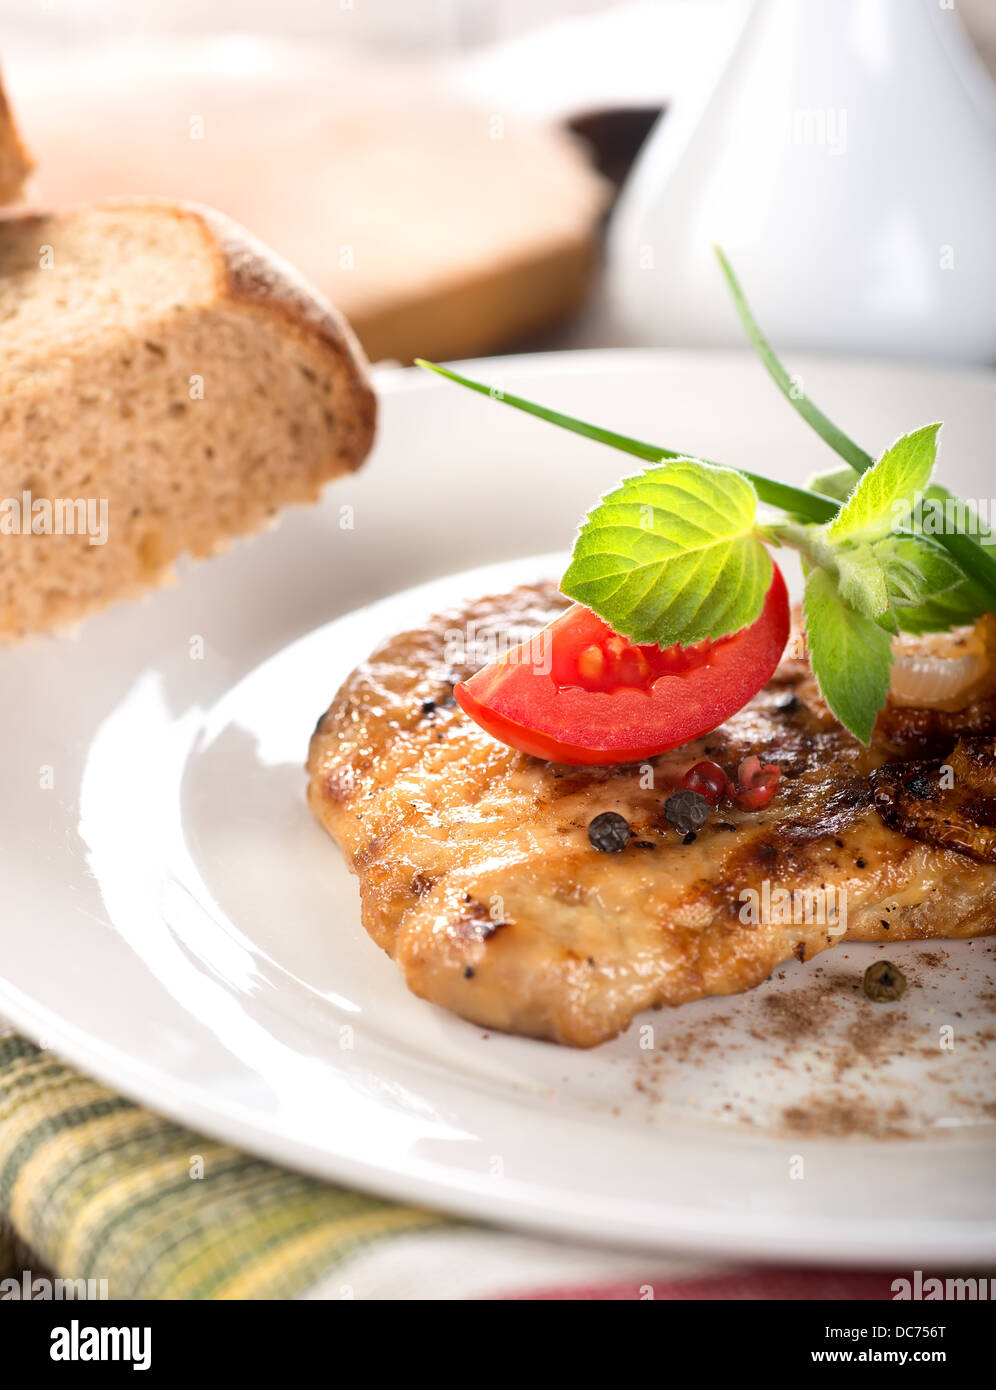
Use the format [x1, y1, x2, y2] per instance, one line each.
[3, 350, 995, 1264]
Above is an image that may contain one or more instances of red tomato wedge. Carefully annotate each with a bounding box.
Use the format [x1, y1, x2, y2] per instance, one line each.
[455, 564, 790, 764]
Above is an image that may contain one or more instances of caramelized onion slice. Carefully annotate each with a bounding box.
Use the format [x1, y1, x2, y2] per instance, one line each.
[889, 615, 996, 713]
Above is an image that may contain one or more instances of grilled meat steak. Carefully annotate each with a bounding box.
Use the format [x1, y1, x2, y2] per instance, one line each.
[307, 582, 996, 1046]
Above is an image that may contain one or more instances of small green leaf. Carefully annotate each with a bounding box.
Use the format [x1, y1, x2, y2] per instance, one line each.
[833, 531, 970, 630]
[879, 533, 986, 633]
[881, 484, 992, 631]
[878, 533, 964, 603]
[893, 586, 987, 634]
[807, 464, 859, 503]
[415, 354, 996, 616]
[561, 459, 772, 646]
[835, 545, 889, 619]
[827, 424, 939, 545]
[803, 567, 893, 744]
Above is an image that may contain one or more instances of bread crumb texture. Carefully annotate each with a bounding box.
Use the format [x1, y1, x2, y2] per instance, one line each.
[0, 199, 375, 637]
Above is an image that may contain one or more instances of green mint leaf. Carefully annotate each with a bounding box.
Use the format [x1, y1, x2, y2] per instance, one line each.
[878, 533, 965, 604]
[416, 355, 996, 612]
[561, 459, 772, 646]
[883, 486, 991, 632]
[894, 586, 987, 634]
[827, 424, 939, 545]
[835, 545, 889, 619]
[832, 531, 968, 629]
[807, 464, 859, 503]
[880, 532, 987, 633]
[803, 567, 893, 744]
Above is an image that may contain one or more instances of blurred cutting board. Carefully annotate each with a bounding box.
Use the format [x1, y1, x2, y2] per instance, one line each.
[4, 37, 609, 363]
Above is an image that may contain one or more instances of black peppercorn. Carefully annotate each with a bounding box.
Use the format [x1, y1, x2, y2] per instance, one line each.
[906, 774, 931, 799]
[863, 960, 907, 1002]
[587, 812, 631, 853]
[663, 789, 710, 834]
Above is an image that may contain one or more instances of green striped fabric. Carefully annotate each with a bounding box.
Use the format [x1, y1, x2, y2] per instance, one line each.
[0, 1034, 449, 1299]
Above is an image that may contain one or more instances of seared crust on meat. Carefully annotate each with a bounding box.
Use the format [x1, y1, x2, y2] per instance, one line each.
[871, 735, 996, 862]
[307, 582, 996, 1047]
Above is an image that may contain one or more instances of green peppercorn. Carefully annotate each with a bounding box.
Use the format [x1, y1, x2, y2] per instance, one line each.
[863, 960, 907, 1002]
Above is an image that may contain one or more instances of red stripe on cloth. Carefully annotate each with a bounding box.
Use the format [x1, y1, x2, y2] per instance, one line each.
[499, 1268, 901, 1301]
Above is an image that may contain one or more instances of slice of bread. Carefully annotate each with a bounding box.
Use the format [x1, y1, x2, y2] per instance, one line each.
[0, 72, 32, 204]
[0, 198, 376, 637]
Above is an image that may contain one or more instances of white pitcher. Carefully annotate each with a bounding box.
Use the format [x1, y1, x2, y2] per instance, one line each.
[607, 0, 996, 364]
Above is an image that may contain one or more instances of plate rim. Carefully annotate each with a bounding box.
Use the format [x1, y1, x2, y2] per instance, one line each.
[4, 976, 995, 1267]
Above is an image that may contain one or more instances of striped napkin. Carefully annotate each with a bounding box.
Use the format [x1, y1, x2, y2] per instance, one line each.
[0, 1032, 901, 1300]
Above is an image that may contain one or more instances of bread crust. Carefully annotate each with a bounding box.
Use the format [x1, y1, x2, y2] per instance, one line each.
[191, 200, 375, 469]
